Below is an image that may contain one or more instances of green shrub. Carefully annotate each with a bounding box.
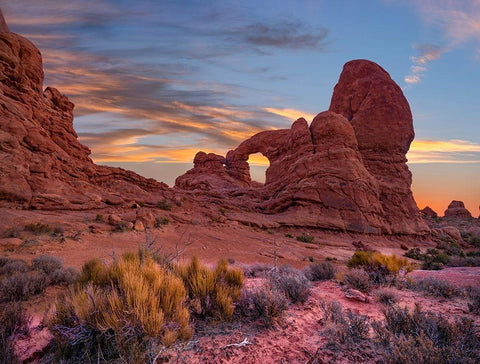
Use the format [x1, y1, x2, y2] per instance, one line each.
[284, 233, 293, 238]
[296, 233, 314, 243]
[157, 199, 173, 211]
[421, 249, 450, 270]
[303, 262, 336, 281]
[95, 214, 104, 222]
[405, 247, 423, 260]
[155, 216, 170, 227]
[267, 266, 310, 303]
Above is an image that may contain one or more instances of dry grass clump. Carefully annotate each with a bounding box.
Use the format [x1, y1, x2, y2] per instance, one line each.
[49, 251, 193, 362]
[348, 251, 411, 274]
[375, 287, 399, 305]
[23, 222, 53, 234]
[408, 277, 462, 298]
[303, 261, 336, 281]
[176, 256, 243, 320]
[343, 268, 371, 292]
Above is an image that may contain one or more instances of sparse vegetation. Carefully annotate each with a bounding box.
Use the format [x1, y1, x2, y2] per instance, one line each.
[155, 216, 170, 227]
[0, 256, 77, 303]
[23, 222, 53, 235]
[303, 261, 336, 281]
[375, 287, 399, 305]
[157, 199, 173, 211]
[0, 302, 30, 363]
[284, 232, 293, 238]
[343, 268, 372, 292]
[409, 277, 462, 298]
[296, 233, 314, 243]
[95, 214, 104, 222]
[267, 266, 310, 303]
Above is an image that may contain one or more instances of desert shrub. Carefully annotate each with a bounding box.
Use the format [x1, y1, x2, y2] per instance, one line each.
[238, 283, 287, 327]
[0, 271, 48, 302]
[155, 216, 169, 227]
[114, 221, 132, 232]
[343, 268, 371, 292]
[49, 251, 192, 362]
[23, 222, 53, 234]
[49, 267, 79, 285]
[95, 214, 104, 222]
[267, 266, 311, 303]
[469, 236, 480, 247]
[373, 304, 480, 363]
[410, 277, 461, 298]
[284, 233, 293, 238]
[0, 302, 30, 364]
[296, 233, 314, 243]
[348, 251, 410, 275]
[436, 241, 464, 256]
[0, 258, 29, 276]
[303, 262, 336, 281]
[447, 255, 480, 267]
[375, 287, 399, 305]
[320, 300, 369, 349]
[422, 248, 450, 270]
[32, 255, 63, 274]
[242, 263, 273, 278]
[176, 257, 243, 320]
[157, 199, 173, 211]
[405, 247, 423, 260]
[2, 227, 21, 238]
[466, 286, 480, 314]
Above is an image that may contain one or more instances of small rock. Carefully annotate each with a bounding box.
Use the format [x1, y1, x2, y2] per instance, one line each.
[344, 288, 369, 303]
[108, 214, 122, 226]
[136, 209, 156, 229]
[134, 220, 145, 232]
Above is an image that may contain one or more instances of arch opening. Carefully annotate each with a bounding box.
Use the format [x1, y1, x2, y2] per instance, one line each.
[247, 152, 270, 185]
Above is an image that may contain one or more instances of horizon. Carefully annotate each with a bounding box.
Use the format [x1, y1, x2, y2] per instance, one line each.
[2, 0, 479, 215]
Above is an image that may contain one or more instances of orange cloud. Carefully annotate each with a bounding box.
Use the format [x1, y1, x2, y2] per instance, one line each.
[263, 107, 316, 122]
[408, 139, 480, 163]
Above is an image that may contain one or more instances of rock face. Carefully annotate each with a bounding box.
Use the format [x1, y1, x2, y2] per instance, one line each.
[421, 206, 438, 218]
[176, 60, 428, 235]
[0, 14, 167, 209]
[444, 201, 472, 218]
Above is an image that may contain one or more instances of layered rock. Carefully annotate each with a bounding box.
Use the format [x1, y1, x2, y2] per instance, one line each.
[0, 14, 167, 209]
[421, 206, 438, 218]
[176, 60, 428, 235]
[444, 201, 472, 218]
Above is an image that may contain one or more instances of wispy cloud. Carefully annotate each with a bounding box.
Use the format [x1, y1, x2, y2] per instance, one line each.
[401, 0, 480, 86]
[262, 108, 316, 122]
[408, 139, 480, 163]
[404, 44, 446, 85]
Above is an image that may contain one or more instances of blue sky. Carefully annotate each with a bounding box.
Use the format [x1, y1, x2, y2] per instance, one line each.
[2, 0, 479, 214]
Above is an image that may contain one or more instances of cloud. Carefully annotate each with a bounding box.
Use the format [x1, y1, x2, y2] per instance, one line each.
[408, 139, 480, 163]
[240, 22, 328, 49]
[404, 43, 447, 85]
[263, 108, 316, 122]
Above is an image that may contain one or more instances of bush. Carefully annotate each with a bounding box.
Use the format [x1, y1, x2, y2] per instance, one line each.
[0, 302, 30, 364]
[23, 222, 53, 234]
[410, 277, 461, 298]
[267, 266, 311, 303]
[0, 271, 48, 302]
[0, 259, 29, 276]
[176, 257, 244, 320]
[284, 233, 293, 238]
[157, 199, 172, 211]
[343, 268, 371, 292]
[466, 286, 480, 314]
[242, 263, 273, 278]
[373, 305, 480, 363]
[238, 284, 287, 327]
[320, 300, 369, 349]
[155, 216, 169, 227]
[296, 233, 314, 243]
[32, 255, 63, 274]
[422, 248, 450, 270]
[347, 251, 410, 275]
[375, 287, 399, 305]
[303, 262, 336, 281]
[49, 251, 193, 362]
[405, 247, 423, 260]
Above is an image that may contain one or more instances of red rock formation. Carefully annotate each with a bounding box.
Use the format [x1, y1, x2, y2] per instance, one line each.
[420, 206, 438, 218]
[0, 13, 167, 209]
[444, 200, 472, 218]
[176, 61, 428, 235]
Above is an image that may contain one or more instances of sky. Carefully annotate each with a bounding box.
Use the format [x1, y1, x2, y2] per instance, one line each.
[2, 0, 479, 216]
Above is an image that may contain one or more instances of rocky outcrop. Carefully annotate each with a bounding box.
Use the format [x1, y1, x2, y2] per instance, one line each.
[421, 206, 438, 218]
[0, 13, 167, 209]
[444, 201, 472, 218]
[176, 60, 428, 235]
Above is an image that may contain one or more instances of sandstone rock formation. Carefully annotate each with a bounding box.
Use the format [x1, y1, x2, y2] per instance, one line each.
[176, 60, 428, 235]
[421, 206, 438, 218]
[0, 13, 167, 209]
[444, 200, 472, 218]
